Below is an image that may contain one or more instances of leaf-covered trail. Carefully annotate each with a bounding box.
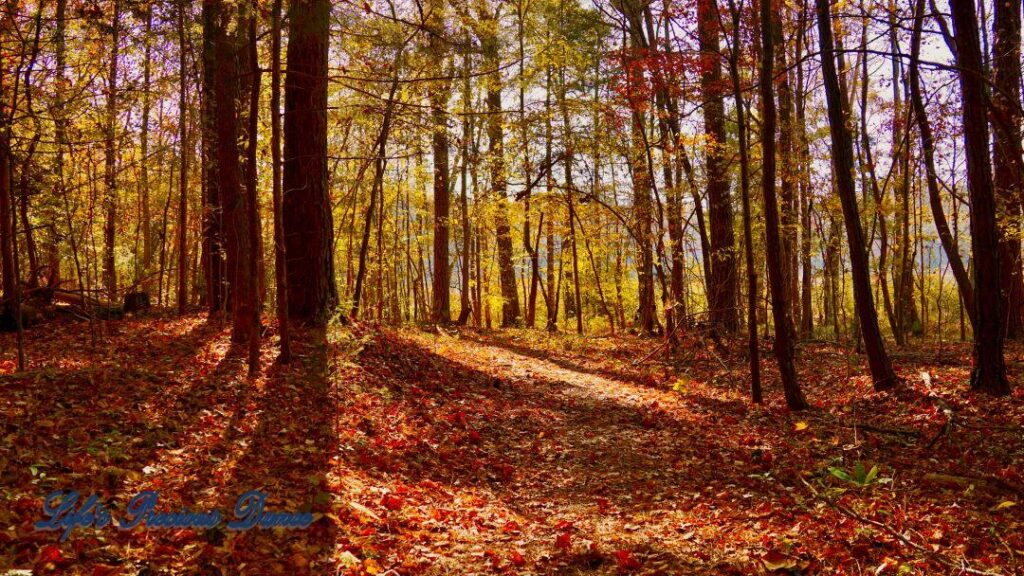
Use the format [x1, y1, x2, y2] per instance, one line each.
[2, 316, 1023, 575]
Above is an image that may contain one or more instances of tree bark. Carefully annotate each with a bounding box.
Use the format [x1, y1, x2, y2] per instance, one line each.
[244, 4, 262, 373]
[816, 0, 898, 390]
[177, 0, 190, 315]
[480, 9, 520, 327]
[909, 0, 976, 331]
[949, 0, 1011, 394]
[201, 0, 224, 313]
[991, 0, 1024, 338]
[270, 0, 291, 361]
[726, 0, 761, 403]
[698, 0, 738, 331]
[283, 0, 337, 324]
[761, 0, 806, 409]
[102, 0, 121, 301]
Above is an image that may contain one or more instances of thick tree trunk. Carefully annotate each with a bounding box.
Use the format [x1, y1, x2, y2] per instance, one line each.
[206, 0, 255, 342]
[949, 0, 1011, 394]
[698, 0, 737, 331]
[283, 0, 337, 324]
[991, 0, 1024, 338]
[816, 0, 898, 390]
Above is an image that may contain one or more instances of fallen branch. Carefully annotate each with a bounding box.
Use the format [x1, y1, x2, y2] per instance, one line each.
[800, 477, 1005, 575]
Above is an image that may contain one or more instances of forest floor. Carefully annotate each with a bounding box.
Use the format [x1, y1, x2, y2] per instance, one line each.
[2, 314, 1024, 575]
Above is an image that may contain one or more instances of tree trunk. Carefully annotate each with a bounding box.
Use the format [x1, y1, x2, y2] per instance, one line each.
[480, 12, 520, 327]
[429, 1, 451, 324]
[991, 0, 1024, 338]
[726, 0, 761, 404]
[244, 4, 262, 374]
[457, 50, 473, 326]
[795, 0, 814, 339]
[773, 0, 799, 330]
[177, 0, 190, 315]
[201, 0, 224, 313]
[0, 137, 13, 318]
[816, 0, 898, 390]
[761, 0, 806, 409]
[699, 0, 737, 331]
[283, 0, 337, 324]
[140, 6, 154, 293]
[949, 0, 1011, 394]
[102, 0, 121, 301]
[909, 0, 976, 331]
[207, 0, 254, 343]
[270, 0, 291, 361]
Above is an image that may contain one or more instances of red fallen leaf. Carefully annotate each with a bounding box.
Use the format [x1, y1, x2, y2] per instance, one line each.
[501, 520, 521, 533]
[555, 532, 572, 551]
[153, 544, 179, 556]
[596, 497, 610, 512]
[446, 411, 468, 427]
[509, 551, 526, 566]
[761, 549, 797, 571]
[381, 494, 403, 510]
[92, 564, 121, 576]
[468, 429, 481, 443]
[171, 528, 197, 543]
[614, 549, 641, 571]
[554, 520, 574, 531]
[37, 544, 63, 565]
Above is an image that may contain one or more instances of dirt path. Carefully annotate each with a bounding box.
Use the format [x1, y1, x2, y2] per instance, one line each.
[334, 329, 821, 575]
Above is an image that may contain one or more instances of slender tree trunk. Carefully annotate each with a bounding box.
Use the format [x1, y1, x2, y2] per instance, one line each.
[245, 4, 262, 373]
[283, 0, 337, 324]
[909, 0, 976, 331]
[0, 137, 14, 319]
[773, 0, 799, 329]
[429, 1, 451, 324]
[177, 0, 190, 315]
[949, 0, 1011, 394]
[726, 0, 761, 403]
[102, 0, 121, 301]
[816, 0, 898, 390]
[351, 79, 399, 320]
[51, 0, 69, 292]
[480, 11, 520, 327]
[760, 0, 806, 409]
[140, 6, 154, 293]
[270, 0, 290, 361]
[795, 0, 814, 338]
[457, 50, 473, 325]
